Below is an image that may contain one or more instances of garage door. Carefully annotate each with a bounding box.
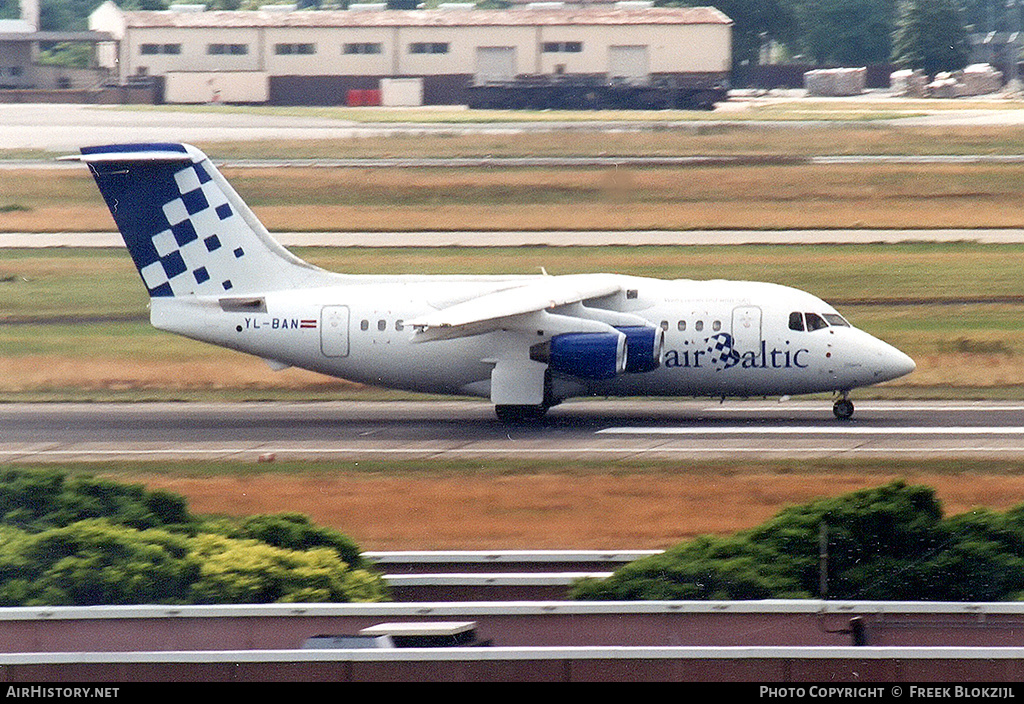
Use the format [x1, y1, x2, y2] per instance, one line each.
[608, 45, 649, 82]
[476, 46, 516, 84]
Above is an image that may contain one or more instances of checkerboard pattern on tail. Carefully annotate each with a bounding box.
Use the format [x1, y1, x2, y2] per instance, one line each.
[79, 143, 321, 298]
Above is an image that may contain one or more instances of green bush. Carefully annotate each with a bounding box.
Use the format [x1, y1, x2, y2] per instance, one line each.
[571, 481, 1024, 602]
[231, 512, 364, 568]
[0, 468, 385, 605]
[187, 533, 385, 604]
[0, 519, 198, 606]
[0, 468, 193, 532]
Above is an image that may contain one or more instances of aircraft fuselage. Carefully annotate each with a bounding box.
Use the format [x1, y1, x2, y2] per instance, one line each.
[153, 274, 914, 403]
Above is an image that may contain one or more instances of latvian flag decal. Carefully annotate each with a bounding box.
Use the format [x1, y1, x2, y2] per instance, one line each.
[300, 319, 318, 329]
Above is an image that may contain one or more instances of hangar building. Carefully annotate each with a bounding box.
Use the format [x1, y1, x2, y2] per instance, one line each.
[87, 2, 732, 106]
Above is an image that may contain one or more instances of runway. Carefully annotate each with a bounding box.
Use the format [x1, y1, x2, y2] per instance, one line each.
[5, 100, 1024, 150]
[3, 400, 1024, 462]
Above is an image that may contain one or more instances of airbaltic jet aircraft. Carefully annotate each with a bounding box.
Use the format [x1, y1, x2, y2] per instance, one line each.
[69, 143, 915, 421]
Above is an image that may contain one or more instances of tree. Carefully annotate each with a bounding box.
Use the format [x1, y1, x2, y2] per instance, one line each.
[187, 533, 386, 604]
[892, 0, 970, 75]
[0, 0, 20, 20]
[232, 512, 364, 568]
[782, 0, 898, 65]
[0, 520, 199, 606]
[0, 468, 386, 606]
[571, 481, 1024, 603]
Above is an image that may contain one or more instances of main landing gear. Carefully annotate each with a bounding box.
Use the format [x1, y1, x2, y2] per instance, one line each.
[495, 404, 549, 423]
[833, 393, 855, 420]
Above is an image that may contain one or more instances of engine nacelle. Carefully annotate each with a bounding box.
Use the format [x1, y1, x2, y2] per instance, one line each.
[545, 332, 627, 380]
[616, 326, 664, 373]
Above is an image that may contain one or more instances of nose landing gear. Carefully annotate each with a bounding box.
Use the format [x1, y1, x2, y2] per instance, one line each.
[833, 393, 855, 420]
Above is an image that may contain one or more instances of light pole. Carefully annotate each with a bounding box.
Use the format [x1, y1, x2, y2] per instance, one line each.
[1008, 0, 1021, 91]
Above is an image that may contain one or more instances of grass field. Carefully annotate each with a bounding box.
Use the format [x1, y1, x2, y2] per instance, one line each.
[2, 244, 1022, 399]
[24, 458, 1024, 550]
[7, 161, 1024, 232]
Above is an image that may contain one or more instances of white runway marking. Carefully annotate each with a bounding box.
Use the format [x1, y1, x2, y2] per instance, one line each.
[598, 427, 1024, 436]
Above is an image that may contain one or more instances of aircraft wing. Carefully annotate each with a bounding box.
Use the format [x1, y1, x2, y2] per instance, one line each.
[408, 274, 623, 342]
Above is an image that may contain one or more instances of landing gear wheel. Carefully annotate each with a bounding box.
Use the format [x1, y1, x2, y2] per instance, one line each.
[495, 404, 548, 423]
[833, 398, 855, 420]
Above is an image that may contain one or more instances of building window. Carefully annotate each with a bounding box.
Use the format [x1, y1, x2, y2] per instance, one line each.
[140, 43, 181, 55]
[409, 42, 448, 54]
[344, 43, 382, 55]
[542, 41, 582, 53]
[208, 44, 248, 55]
[275, 43, 316, 55]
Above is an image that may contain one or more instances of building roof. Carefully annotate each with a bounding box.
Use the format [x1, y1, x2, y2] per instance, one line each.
[115, 7, 732, 29]
[0, 30, 113, 42]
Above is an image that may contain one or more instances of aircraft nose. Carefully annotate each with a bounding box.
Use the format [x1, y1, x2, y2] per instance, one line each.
[873, 339, 916, 382]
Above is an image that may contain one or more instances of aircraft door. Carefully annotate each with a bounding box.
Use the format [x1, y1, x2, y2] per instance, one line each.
[321, 305, 350, 357]
[731, 305, 762, 352]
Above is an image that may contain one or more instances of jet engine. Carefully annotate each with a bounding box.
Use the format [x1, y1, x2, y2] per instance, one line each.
[616, 326, 664, 373]
[537, 332, 627, 380]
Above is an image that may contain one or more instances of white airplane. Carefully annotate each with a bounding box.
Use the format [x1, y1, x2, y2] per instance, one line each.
[68, 143, 915, 421]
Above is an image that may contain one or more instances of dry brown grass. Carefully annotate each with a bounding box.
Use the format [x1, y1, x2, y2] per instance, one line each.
[7, 163, 1024, 232]
[0, 356, 353, 392]
[198, 125, 1024, 160]
[124, 470, 1024, 550]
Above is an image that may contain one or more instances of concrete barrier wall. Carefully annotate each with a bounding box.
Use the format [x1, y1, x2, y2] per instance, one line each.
[4, 602, 1024, 654]
[2, 647, 1023, 683]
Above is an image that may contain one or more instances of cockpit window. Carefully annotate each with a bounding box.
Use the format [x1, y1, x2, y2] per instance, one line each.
[805, 313, 829, 331]
[789, 311, 805, 332]
[823, 313, 850, 327]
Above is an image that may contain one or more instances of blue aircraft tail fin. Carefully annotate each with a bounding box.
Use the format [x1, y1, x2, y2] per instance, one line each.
[73, 143, 331, 298]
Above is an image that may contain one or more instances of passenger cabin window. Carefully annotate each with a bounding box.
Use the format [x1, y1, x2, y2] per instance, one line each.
[712, 320, 721, 332]
[677, 320, 686, 331]
[695, 321, 704, 332]
[789, 312, 804, 332]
